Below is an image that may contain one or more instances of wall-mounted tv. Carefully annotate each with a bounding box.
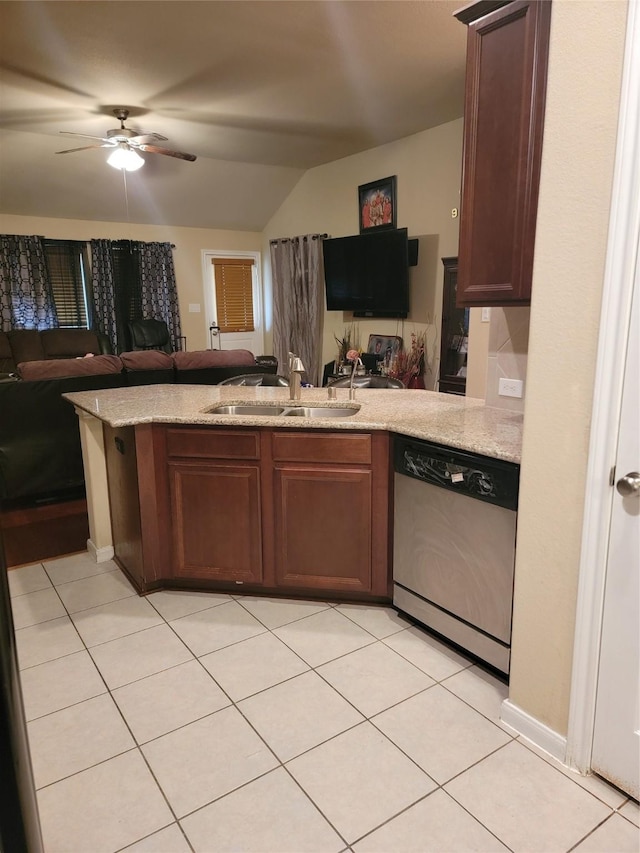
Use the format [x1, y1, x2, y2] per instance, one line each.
[323, 228, 410, 318]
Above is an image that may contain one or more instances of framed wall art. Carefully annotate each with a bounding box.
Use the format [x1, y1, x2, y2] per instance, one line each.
[358, 175, 397, 234]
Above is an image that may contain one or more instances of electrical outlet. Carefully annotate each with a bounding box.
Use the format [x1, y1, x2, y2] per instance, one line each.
[188, 303, 201, 313]
[498, 378, 523, 398]
[451, 207, 459, 219]
[481, 307, 491, 323]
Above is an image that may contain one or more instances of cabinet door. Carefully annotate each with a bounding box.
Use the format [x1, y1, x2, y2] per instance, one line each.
[169, 460, 263, 584]
[273, 464, 373, 594]
[456, 0, 551, 306]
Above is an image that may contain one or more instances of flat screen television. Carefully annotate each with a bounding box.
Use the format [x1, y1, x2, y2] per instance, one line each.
[323, 228, 409, 317]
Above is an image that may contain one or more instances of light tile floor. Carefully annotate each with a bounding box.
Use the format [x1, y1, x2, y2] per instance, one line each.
[8, 552, 639, 853]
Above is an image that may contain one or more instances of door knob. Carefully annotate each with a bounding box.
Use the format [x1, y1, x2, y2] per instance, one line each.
[616, 472, 640, 497]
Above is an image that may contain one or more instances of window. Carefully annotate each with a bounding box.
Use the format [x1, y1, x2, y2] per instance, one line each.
[212, 257, 255, 333]
[43, 239, 92, 328]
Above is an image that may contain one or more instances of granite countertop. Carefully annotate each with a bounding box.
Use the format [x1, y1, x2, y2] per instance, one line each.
[64, 384, 523, 464]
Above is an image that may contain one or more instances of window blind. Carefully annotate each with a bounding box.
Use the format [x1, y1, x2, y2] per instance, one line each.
[43, 240, 88, 328]
[212, 257, 255, 333]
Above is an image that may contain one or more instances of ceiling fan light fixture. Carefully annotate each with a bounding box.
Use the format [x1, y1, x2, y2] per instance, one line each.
[107, 142, 144, 172]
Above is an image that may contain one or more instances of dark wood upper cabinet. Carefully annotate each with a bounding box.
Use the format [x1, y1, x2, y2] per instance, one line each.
[455, 0, 552, 307]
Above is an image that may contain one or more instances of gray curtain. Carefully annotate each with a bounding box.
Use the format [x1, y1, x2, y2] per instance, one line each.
[270, 234, 325, 386]
[90, 239, 119, 353]
[138, 242, 182, 351]
[0, 235, 57, 331]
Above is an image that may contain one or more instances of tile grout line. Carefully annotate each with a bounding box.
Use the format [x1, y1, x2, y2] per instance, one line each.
[79, 623, 199, 849]
[17, 565, 192, 849]
[15, 559, 624, 852]
[515, 735, 630, 810]
[151, 608, 354, 847]
[564, 812, 623, 853]
[345, 786, 517, 852]
[112, 819, 195, 853]
[436, 679, 517, 738]
[125, 596, 437, 848]
[106, 593, 329, 841]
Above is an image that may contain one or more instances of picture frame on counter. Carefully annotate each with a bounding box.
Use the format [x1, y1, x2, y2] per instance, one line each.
[367, 334, 402, 360]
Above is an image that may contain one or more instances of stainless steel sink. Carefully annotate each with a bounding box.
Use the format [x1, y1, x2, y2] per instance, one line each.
[207, 405, 287, 416]
[206, 403, 359, 418]
[284, 407, 358, 418]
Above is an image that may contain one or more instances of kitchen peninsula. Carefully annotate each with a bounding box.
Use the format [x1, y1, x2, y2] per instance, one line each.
[64, 384, 523, 605]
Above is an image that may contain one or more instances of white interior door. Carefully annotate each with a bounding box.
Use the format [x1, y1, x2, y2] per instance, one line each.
[203, 251, 265, 356]
[591, 268, 639, 799]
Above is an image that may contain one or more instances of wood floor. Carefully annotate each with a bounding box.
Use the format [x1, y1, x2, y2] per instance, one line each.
[0, 498, 89, 568]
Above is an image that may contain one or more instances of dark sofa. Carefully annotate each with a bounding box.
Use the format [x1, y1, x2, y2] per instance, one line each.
[0, 328, 111, 377]
[0, 340, 277, 505]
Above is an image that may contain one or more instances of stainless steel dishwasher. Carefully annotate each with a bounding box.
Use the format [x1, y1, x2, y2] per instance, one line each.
[393, 436, 519, 675]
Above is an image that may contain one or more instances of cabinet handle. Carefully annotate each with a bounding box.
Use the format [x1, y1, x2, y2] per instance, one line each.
[115, 437, 125, 455]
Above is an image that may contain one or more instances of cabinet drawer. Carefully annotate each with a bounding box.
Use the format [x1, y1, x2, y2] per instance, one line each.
[166, 428, 260, 460]
[272, 431, 371, 464]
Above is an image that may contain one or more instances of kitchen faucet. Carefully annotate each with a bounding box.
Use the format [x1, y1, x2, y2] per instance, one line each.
[288, 352, 305, 401]
[349, 355, 363, 400]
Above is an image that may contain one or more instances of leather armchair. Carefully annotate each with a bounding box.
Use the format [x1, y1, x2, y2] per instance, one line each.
[127, 319, 172, 353]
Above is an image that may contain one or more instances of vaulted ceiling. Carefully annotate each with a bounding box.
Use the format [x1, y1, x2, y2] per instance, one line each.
[0, 1, 467, 231]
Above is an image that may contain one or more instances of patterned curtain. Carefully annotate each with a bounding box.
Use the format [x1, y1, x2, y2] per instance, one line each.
[90, 239, 119, 353]
[270, 235, 325, 386]
[138, 242, 182, 351]
[0, 234, 58, 331]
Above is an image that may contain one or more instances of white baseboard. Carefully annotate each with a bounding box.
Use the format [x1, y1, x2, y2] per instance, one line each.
[87, 539, 114, 563]
[501, 699, 567, 763]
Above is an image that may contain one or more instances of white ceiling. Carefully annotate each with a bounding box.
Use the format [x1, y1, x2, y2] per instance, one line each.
[0, 1, 467, 231]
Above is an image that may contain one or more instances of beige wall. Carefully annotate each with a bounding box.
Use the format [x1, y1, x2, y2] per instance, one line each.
[262, 119, 463, 388]
[466, 308, 490, 399]
[484, 307, 530, 413]
[0, 213, 262, 353]
[509, 0, 627, 735]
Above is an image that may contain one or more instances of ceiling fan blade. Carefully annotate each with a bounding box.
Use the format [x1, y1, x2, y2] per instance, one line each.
[138, 144, 197, 162]
[56, 144, 111, 154]
[129, 133, 168, 144]
[59, 131, 109, 142]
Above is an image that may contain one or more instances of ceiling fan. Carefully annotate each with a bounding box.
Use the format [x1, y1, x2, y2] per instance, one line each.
[56, 108, 197, 171]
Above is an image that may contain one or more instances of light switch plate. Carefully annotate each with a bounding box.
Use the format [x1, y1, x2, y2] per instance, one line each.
[499, 378, 523, 398]
[188, 303, 201, 313]
[481, 307, 491, 322]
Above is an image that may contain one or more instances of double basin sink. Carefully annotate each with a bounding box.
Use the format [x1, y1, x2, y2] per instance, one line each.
[206, 403, 359, 419]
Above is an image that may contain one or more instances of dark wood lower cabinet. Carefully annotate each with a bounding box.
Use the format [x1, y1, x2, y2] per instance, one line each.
[105, 424, 392, 602]
[270, 430, 391, 597]
[274, 465, 373, 593]
[169, 461, 263, 584]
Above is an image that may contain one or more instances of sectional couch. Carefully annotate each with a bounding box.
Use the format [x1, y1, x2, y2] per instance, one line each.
[0, 331, 276, 505]
[0, 328, 112, 376]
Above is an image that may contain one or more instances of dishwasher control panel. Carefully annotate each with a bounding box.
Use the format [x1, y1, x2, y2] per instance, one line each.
[394, 437, 519, 510]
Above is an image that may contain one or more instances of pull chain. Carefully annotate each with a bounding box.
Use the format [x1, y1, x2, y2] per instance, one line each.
[122, 168, 130, 227]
